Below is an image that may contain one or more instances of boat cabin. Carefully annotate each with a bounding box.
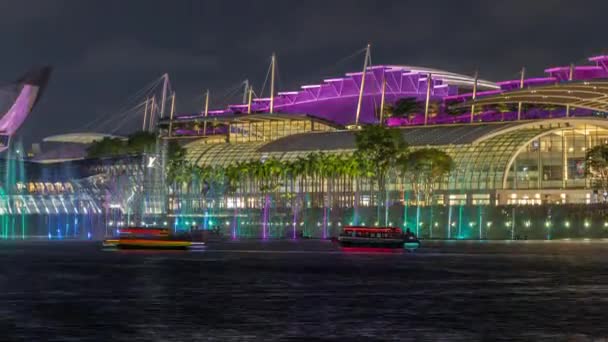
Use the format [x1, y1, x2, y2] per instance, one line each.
[341, 226, 403, 239]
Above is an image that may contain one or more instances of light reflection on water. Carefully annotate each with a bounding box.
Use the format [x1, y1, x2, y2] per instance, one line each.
[1, 240, 608, 341]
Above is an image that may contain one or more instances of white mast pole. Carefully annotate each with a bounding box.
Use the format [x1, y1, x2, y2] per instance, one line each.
[148, 97, 156, 132]
[355, 43, 371, 127]
[270, 53, 276, 114]
[242, 79, 249, 104]
[203, 90, 209, 136]
[379, 72, 386, 125]
[247, 85, 253, 114]
[566, 63, 574, 117]
[160, 73, 169, 118]
[204, 89, 210, 117]
[517, 67, 525, 121]
[470, 70, 478, 123]
[142, 97, 149, 131]
[168, 92, 176, 137]
[424, 73, 433, 126]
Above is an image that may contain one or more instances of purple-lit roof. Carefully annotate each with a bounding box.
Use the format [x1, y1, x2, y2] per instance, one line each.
[176, 65, 498, 125]
[0, 67, 51, 136]
[460, 79, 608, 113]
[171, 54, 608, 130]
[443, 55, 608, 103]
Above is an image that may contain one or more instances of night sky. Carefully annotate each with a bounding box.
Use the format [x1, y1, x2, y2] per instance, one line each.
[3, 0, 607, 145]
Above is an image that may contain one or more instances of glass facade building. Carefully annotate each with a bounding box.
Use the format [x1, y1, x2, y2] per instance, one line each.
[160, 54, 608, 208]
[177, 117, 608, 206]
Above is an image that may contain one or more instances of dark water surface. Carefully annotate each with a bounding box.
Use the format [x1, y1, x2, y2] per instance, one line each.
[1, 240, 608, 341]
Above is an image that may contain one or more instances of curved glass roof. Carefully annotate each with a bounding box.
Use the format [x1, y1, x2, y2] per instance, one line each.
[259, 122, 519, 152]
[461, 80, 608, 113]
[183, 118, 608, 191]
[43, 133, 126, 144]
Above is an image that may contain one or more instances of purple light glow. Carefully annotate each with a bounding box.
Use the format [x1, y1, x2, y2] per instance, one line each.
[262, 195, 269, 240]
[588, 55, 608, 62]
[497, 77, 557, 90]
[169, 55, 608, 131]
[174, 65, 489, 125]
[0, 86, 37, 135]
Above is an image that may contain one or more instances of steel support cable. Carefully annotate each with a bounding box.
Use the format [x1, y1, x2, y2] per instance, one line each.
[98, 100, 148, 133]
[276, 61, 283, 94]
[77, 76, 163, 131]
[109, 104, 148, 134]
[91, 103, 144, 132]
[217, 80, 247, 104]
[310, 47, 367, 80]
[259, 59, 272, 99]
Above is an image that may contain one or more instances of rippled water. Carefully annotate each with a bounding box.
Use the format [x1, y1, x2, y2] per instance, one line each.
[1, 240, 608, 341]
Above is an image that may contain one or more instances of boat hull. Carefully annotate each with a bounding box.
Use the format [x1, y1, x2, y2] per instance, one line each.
[403, 240, 421, 250]
[103, 239, 191, 250]
[338, 237, 405, 249]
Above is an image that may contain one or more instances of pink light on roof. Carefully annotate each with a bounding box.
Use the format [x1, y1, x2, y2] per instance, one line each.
[443, 90, 502, 102]
[497, 77, 557, 85]
[366, 65, 388, 70]
[207, 110, 225, 115]
[545, 65, 601, 73]
[589, 55, 608, 62]
[0, 85, 38, 135]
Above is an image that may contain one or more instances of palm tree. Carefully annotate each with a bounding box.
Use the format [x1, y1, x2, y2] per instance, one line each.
[355, 125, 409, 225]
[376, 103, 394, 125]
[539, 103, 561, 118]
[287, 158, 306, 238]
[444, 100, 467, 117]
[400, 148, 453, 205]
[194, 165, 216, 222]
[586, 144, 608, 197]
[493, 103, 516, 121]
[291, 156, 307, 208]
[249, 158, 283, 238]
[427, 100, 441, 118]
[224, 162, 248, 238]
[321, 153, 345, 237]
[343, 153, 364, 224]
[305, 152, 321, 208]
[391, 98, 424, 121]
[168, 161, 194, 216]
[399, 148, 453, 237]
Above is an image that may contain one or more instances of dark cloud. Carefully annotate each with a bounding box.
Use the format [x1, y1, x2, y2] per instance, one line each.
[74, 39, 218, 72]
[0, 0, 606, 145]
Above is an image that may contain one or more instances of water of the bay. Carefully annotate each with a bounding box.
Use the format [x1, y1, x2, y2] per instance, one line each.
[1, 239, 607, 341]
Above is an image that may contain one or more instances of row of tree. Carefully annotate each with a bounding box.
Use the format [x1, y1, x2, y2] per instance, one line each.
[586, 144, 608, 195]
[166, 125, 454, 215]
[379, 97, 575, 124]
[86, 131, 184, 160]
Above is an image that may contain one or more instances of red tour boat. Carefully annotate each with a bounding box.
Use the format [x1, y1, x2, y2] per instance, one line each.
[103, 227, 195, 250]
[337, 226, 420, 249]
